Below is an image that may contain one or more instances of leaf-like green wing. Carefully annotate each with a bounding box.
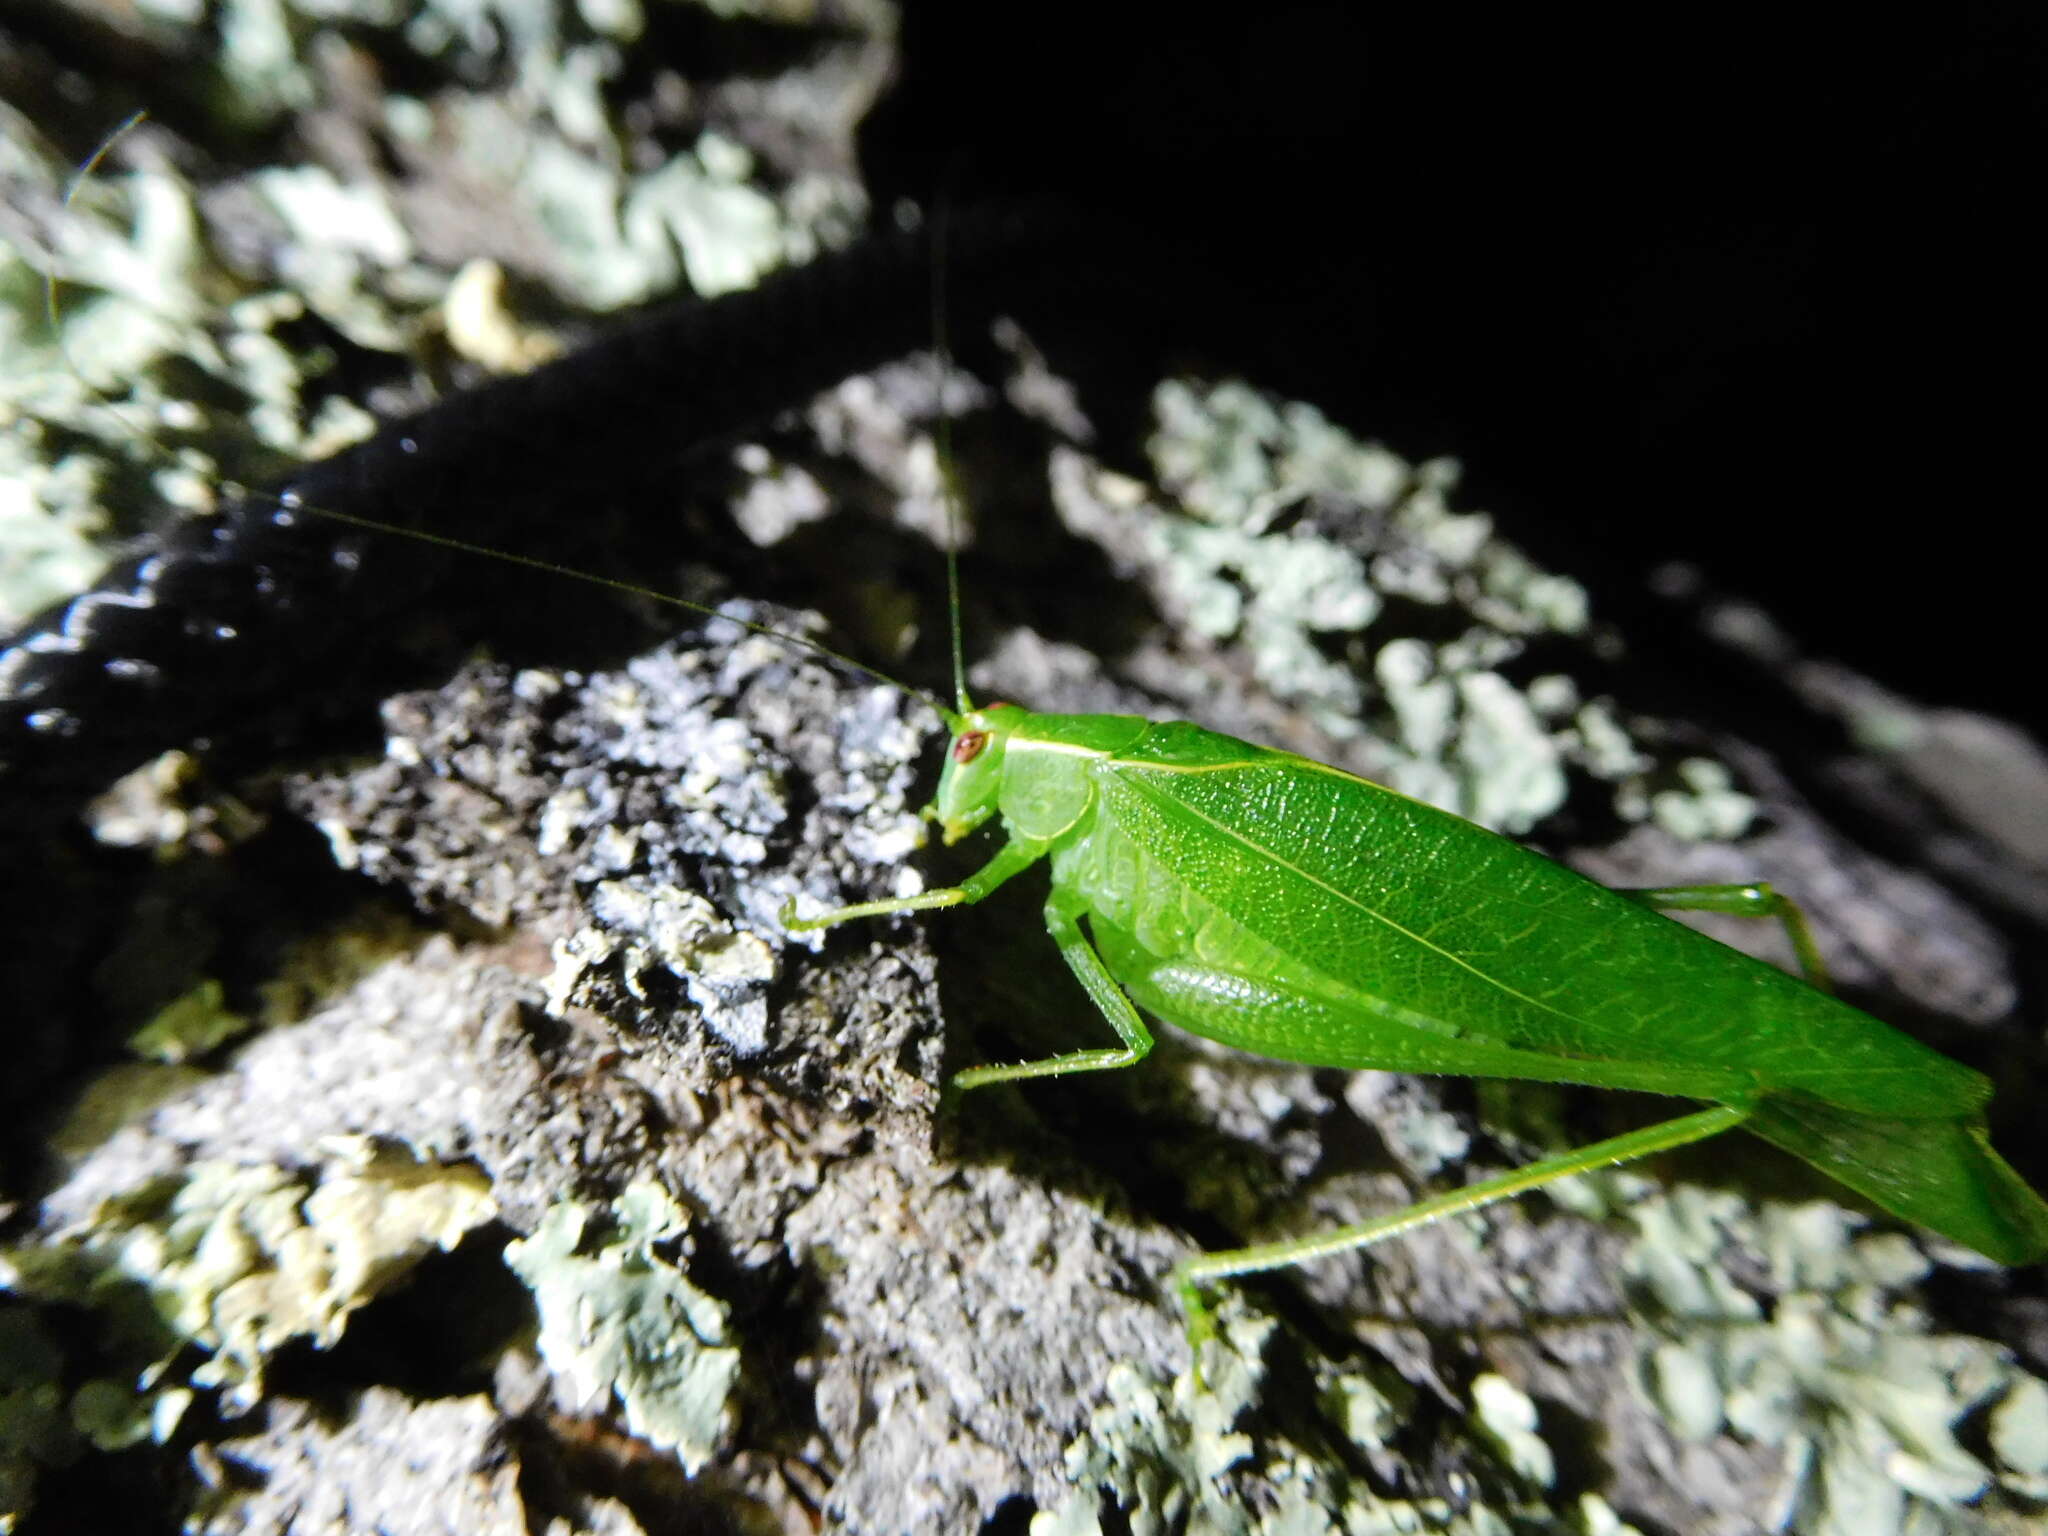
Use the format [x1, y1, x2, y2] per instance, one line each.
[1099, 725, 1984, 1121]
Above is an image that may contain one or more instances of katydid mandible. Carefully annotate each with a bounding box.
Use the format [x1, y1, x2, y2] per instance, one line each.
[784, 677, 2048, 1336]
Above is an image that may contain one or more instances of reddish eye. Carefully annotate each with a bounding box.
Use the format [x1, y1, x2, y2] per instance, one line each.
[953, 730, 990, 765]
[985, 701, 1016, 712]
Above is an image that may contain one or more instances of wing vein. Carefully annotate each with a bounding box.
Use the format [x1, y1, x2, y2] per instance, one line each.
[1116, 768, 1590, 1031]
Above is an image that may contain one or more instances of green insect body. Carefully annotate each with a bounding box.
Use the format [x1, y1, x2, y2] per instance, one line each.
[789, 699, 2048, 1331]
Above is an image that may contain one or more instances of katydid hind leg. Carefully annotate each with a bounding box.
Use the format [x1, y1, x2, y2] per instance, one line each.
[949, 887, 1156, 1092]
[1620, 881, 1830, 990]
[1172, 1104, 1751, 1351]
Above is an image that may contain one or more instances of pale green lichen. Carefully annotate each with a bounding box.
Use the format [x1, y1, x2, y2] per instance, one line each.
[442, 257, 565, 373]
[1034, 1303, 1574, 1536]
[126, 978, 252, 1065]
[0, 1308, 75, 1535]
[1617, 1183, 2048, 1534]
[1642, 757, 1760, 843]
[1441, 671, 1570, 836]
[1575, 1494, 1648, 1536]
[1990, 1376, 2048, 1499]
[1140, 382, 1387, 746]
[0, 113, 403, 626]
[1568, 698, 1653, 783]
[0, 109, 231, 623]
[1049, 376, 1771, 842]
[44, 1065, 212, 1166]
[4, 0, 872, 631]
[0, 1139, 496, 1421]
[1469, 1372, 1555, 1489]
[68, 1378, 193, 1454]
[1051, 378, 1646, 834]
[504, 1180, 740, 1476]
[496, 116, 834, 310]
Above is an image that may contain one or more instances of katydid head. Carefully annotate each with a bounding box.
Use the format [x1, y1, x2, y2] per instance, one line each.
[931, 702, 1018, 844]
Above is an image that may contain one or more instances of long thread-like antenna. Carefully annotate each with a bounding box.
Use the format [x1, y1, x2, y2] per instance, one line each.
[929, 203, 975, 718]
[48, 110, 158, 455]
[279, 499, 957, 719]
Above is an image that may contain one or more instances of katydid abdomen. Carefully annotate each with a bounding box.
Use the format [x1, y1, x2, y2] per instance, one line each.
[945, 708, 2048, 1271]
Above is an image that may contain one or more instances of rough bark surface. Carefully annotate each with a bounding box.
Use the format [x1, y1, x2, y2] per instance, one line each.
[5, 7, 2047, 1536]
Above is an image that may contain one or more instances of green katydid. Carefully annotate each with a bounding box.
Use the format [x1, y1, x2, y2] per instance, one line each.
[768, 232, 2048, 1340]
[779, 666, 2048, 1341]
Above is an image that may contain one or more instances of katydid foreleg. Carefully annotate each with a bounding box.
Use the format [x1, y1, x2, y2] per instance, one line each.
[785, 838, 1160, 1090]
[782, 834, 1044, 928]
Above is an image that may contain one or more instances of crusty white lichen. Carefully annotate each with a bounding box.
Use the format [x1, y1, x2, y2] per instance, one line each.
[511, 614, 932, 1058]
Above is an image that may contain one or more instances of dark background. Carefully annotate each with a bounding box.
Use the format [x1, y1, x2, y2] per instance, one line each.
[4, 3, 2041, 773]
[866, 5, 2045, 732]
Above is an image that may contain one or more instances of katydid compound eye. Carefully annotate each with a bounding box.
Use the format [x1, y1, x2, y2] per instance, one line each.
[953, 730, 989, 764]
